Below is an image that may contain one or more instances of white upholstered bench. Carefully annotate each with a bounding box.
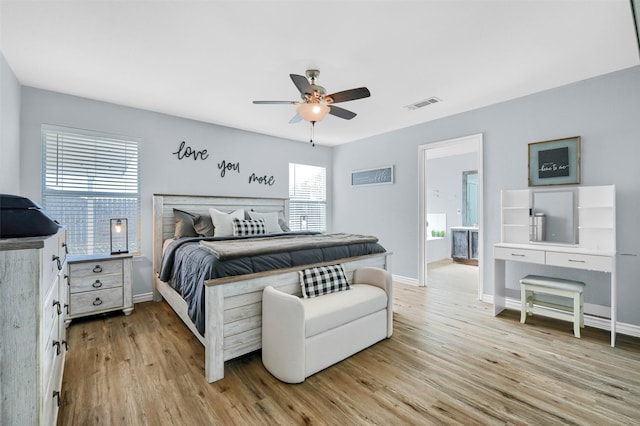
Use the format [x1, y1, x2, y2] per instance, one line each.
[261, 267, 393, 383]
[520, 274, 585, 338]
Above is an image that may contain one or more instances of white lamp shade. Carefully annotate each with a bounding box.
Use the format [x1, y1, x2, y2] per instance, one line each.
[296, 103, 330, 122]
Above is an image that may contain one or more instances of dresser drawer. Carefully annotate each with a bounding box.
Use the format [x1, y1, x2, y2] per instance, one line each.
[69, 258, 122, 277]
[494, 247, 545, 264]
[42, 276, 61, 347]
[546, 251, 613, 272]
[42, 235, 63, 297]
[69, 287, 123, 316]
[69, 273, 123, 294]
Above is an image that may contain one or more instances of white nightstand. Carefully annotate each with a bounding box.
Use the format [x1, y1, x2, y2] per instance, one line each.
[66, 253, 133, 325]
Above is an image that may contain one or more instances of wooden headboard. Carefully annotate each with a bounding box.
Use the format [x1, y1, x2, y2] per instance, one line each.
[152, 194, 289, 276]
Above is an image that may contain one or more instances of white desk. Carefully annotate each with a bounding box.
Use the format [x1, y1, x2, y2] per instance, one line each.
[493, 242, 616, 346]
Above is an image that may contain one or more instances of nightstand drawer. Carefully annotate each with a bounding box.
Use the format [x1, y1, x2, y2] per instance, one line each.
[546, 251, 613, 272]
[69, 273, 123, 294]
[69, 259, 122, 277]
[69, 287, 123, 316]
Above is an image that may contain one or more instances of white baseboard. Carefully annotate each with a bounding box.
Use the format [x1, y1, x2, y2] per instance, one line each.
[482, 294, 640, 339]
[133, 292, 154, 304]
[393, 274, 419, 286]
[134, 287, 640, 339]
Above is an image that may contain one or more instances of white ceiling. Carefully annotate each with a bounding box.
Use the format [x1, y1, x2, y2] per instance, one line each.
[1, 1, 639, 146]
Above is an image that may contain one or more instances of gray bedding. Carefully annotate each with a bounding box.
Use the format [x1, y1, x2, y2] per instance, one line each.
[159, 232, 386, 335]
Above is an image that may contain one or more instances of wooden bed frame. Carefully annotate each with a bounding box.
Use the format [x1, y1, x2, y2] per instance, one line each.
[152, 194, 391, 383]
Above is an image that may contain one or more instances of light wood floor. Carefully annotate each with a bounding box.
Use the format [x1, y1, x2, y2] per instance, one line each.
[59, 263, 640, 425]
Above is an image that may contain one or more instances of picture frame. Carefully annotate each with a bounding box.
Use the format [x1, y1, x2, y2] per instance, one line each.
[528, 136, 580, 187]
[351, 165, 394, 186]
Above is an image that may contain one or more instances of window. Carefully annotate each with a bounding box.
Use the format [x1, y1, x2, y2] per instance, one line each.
[42, 125, 140, 255]
[289, 163, 326, 232]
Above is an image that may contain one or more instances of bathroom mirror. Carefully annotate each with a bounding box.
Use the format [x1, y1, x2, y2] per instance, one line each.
[530, 188, 578, 245]
[462, 170, 478, 227]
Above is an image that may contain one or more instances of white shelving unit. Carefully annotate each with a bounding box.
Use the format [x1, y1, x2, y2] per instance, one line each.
[500, 189, 530, 244]
[578, 185, 616, 252]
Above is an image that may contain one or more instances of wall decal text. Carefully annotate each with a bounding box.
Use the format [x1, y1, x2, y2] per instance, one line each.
[173, 141, 209, 161]
[248, 173, 275, 186]
[218, 160, 240, 178]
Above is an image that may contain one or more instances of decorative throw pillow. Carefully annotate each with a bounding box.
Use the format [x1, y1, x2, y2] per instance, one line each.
[193, 214, 215, 237]
[173, 209, 198, 239]
[278, 217, 291, 232]
[209, 208, 245, 237]
[299, 264, 350, 298]
[248, 210, 283, 234]
[232, 218, 266, 236]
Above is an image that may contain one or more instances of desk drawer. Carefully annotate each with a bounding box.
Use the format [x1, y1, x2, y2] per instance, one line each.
[494, 247, 545, 264]
[546, 251, 612, 272]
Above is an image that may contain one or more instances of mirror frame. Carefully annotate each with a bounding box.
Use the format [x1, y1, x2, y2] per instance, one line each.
[529, 187, 579, 246]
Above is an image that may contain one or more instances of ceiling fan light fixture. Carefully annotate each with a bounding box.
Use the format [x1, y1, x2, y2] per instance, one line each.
[296, 103, 330, 122]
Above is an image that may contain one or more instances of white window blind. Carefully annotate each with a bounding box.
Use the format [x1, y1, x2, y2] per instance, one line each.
[289, 163, 326, 232]
[41, 125, 141, 255]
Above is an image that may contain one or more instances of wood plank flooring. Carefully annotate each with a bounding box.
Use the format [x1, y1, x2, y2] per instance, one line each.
[59, 263, 640, 425]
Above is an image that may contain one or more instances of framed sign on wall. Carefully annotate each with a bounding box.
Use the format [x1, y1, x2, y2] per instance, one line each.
[528, 136, 580, 186]
[351, 165, 394, 187]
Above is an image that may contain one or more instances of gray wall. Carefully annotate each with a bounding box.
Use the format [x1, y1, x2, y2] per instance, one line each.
[19, 87, 333, 296]
[0, 52, 21, 194]
[333, 65, 640, 326]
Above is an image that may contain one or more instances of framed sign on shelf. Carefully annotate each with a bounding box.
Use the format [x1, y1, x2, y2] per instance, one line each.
[528, 136, 580, 186]
[351, 165, 394, 187]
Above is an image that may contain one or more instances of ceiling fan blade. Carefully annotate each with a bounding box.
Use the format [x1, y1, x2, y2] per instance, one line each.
[329, 105, 357, 120]
[290, 74, 312, 95]
[289, 114, 302, 124]
[253, 100, 297, 104]
[326, 87, 371, 104]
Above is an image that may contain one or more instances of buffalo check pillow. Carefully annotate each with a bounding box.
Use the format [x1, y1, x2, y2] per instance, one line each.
[232, 218, 266, 236]
[299, 264, 350, 298]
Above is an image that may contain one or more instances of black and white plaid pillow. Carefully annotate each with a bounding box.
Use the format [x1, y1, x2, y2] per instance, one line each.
[299, 264, 350, 298]
[232, 218, 266, 236]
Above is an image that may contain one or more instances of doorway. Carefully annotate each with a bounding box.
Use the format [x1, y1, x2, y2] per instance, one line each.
[418, 134, 484, 300]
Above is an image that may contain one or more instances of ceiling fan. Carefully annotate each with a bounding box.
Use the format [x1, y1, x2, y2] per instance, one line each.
[253, 69, 371, 145]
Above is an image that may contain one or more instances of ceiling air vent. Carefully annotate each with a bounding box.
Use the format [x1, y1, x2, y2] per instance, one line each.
[405, 97, 442, 111]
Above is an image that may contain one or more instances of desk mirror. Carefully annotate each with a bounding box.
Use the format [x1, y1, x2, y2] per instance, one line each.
[530, 188, 578, 245]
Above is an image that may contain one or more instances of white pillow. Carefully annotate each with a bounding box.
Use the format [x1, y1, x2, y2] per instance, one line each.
[209, 208, 245, 237]
[247, 211, 283, 234]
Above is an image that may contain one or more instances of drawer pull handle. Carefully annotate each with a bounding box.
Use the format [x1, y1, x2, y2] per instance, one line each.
[65, 274, 70, 286]
[53, 340, 61, 356]
[92, 280, 103, 288]
[53, 255, 62, 270]
[511, 253, 526, 257]
[568, 259, 586, 263]
[62, 242, 68, 254]
[53, 390, 61, 407]
[93, 298, 103, 306]
[62, 340, 69, 351]
[53, 300, 61, 315]
[64, 303, 69, 314]
[93, 265, 103, 273]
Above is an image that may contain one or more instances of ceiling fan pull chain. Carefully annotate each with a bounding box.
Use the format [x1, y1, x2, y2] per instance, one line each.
[310, 122, 315, 147]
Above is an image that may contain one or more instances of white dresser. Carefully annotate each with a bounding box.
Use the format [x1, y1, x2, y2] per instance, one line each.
[0, 228, 68, 425]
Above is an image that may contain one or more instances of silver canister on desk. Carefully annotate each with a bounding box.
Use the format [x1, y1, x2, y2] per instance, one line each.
[529, 212, 546, 242]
